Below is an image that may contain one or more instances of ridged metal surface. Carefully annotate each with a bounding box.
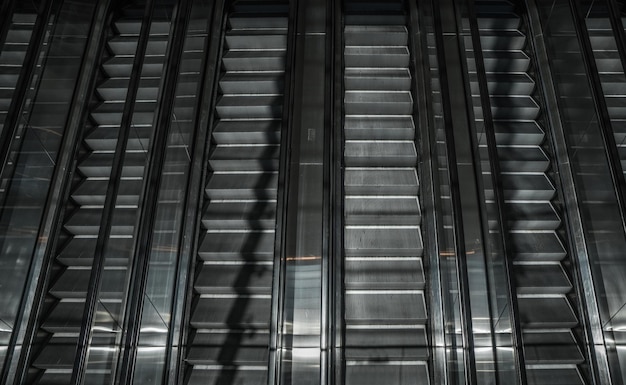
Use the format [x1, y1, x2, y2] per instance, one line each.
[185, 2, 288, 384]
[26, 4, 172, 382]
[470, 1, 586, 383]
[342, 1, 430, 384]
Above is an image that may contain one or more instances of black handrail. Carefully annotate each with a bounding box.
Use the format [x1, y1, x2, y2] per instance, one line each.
[268, 0, 298, 383]
[70, 0, 155, 383]
[462, 1, 528, 383]
[115, 0, 192, 382]
[169, 0, 227, 383]
[0, 1, 113, 384]
[408, 0, 449, 382]
[568, 0, 626, 245]
[0, 0, 54, 209]
[431, 0, 478, 382]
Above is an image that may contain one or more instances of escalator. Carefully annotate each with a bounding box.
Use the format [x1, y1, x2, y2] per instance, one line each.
[185, 1, 288, 384]
[585, 6, 626, 174]
[0, 8, 36, 136]
[26, 3, 171, 383]
[341, 1, 430, 384]
[469, 1, 587, 383]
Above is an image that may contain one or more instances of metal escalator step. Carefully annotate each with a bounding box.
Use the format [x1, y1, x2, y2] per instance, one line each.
[344, 0, 405, 13]
[598, 74, 626, 95]
[206, 172, 278, 199]
[606, 95, 626, 119]
[345, 362, 429, 385]
[344, 25, 407, 46]
[195, 262, 273, 295]
[222, 50, 285, 71]
[345, 68, 411, 91]
[464, 30, 525, 50]
[65, 207, 137, 235]
[102, 56, 164, 78]
[344, 116, 414, 140]
[216, 95, 283, 119]
[78, 152, 148, 177]
[510, 231, 566, 261]
[97, 78, 160, 101]
[113, 20, 170, 35]
[344, 168, 418, 195]
[345, 257, 425, 290]
[345, 91, 412, 115]
[231, 1, 289, 14]
[496, 201, 561, 230]
[344, 141, 416, 167]
[469, 73, 534, 95]
[43, 301, 121, 333]
[345, 346, 429, 361]
[229, 15, 288, 29]
[191, 329, 270, 346]
[483, 173, 555, 200]
[203, 201, 277, 230]
[190, 295, 270, 328]
[0, 47, 27, 66]
[209, 145, 280, 171]
[57, 238, 134, 266]
[345, 327, 428, 348]
[50, 268, 126, 299]
[589, 33, 620, 51]
[345, 196, 420, 225]
[490, 120, 545, 145]
[475, 95, 540, 120]
[187, 368, 267, 385]
[219, 73, 285, 94]
[514, 263, 572, 294]
[344, 13, 407, 26]
[212, 120, 281, 144]
[107, 37, 168, 56]
[198, 230, 274, 261]
[225, 32, 287, 50]
[186, 346, 268, 366]
[4, 27, 33, 44]
[481, 145, 549, 172]
[32, 344, 77, 369]
[466, 50, 530, 72]
[72, 179, 142, 205]
[526, 367, 585, 385]
[345, 290, 427, 325]
[523, 331, 584, 364]
[344, 46, 409, 68]
[84, 126, 152, 151]
[467, 15, 520, 30]
[517, 296, 578, 328]
[345, 227, 423, 257]
[36, 372, 74, 385]
[91, 102, 156, 126]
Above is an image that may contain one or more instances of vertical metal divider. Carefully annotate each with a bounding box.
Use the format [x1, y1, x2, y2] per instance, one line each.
[408, 0, 448, 383]
[268, 0, 299, 383]
[0, 0, 54, 203]
[430, 0, 478, 382]
[523, 0, 613, 384]
[70, 1, 156, 383]
[569, 0, 626, 238]
[168, 0, 226, 383]
[0, 1, 113, 384]
[462, 1, 527, 383]
[321, 0, 333, 381]
[114, 0, 192, 382]
[330, 0, 343, 384]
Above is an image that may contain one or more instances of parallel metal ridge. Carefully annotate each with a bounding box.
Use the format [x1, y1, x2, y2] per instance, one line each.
[184, 1, 291, 383]
[468, 1, 590, 383]
[341, 1, 430, 384]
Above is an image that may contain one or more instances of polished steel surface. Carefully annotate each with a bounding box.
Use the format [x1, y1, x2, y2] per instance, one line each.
[467, 1, 587, 383]
[341, 2, 430, 383]
[185, 2, 289, 384]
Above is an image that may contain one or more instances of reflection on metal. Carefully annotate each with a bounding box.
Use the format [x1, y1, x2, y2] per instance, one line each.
[2, 0, 626, 384]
